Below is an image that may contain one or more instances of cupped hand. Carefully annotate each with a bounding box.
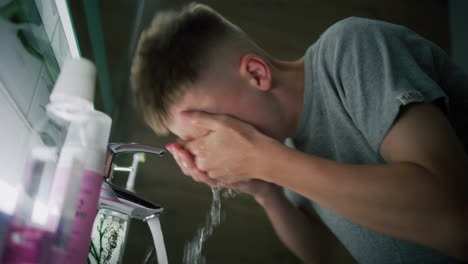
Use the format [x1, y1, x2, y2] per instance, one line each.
[166, 143, 280, 202]
[179, 111, 276, 184]
[166, 142, 220, 188]
[167, 138, 282, 205]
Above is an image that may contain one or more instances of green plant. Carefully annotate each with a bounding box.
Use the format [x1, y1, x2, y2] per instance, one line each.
[88, 214, 124, 264]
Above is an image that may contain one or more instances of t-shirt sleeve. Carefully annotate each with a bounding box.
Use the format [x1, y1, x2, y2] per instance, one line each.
[282, 187, 310, 206]
[323, 17, 449, 154]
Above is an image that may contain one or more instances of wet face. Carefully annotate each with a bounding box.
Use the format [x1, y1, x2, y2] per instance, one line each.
[166, 53, 284, 141]
[166, 84, 236, 141]
[167, 76, 279, 141]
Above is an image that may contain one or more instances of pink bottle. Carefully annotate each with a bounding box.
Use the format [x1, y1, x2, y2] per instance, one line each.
[3, 58, 112, 264]
[63, 111, 111, 264]
[45, 59, 112, 264]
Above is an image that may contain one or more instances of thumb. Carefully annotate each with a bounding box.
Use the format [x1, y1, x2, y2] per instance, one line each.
[181, 111, 223, 130]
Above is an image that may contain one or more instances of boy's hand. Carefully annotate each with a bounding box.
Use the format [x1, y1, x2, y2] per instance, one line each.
[166, 142, 280, 203]
[166, 142, 219, 188]
[225, 179, 281, 206]
[178, 111, 278, 184]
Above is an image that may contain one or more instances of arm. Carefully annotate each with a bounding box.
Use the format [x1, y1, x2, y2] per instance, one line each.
[166, 143, 338, 263]
[261, 103, 468, 260]
[247, 182, 339, 264]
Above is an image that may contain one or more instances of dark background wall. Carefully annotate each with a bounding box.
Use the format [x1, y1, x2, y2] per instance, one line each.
[450, 0, 468, 73]
[70, 1, 452, 263]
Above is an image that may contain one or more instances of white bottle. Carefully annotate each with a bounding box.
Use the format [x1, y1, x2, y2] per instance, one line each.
[43, 58, 112, 264]
[2, 58, 96, 264]
[63, 111, 111, 264]
[3, 58, 112, 264]
[46, 59, 96, 259]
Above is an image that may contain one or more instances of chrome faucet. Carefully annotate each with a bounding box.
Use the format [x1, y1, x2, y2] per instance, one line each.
[100, 142, 166, 221]
[88, 142, 168, 264]
[99, 182, 163, 221]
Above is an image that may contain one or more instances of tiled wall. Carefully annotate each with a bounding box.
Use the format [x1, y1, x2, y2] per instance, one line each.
[0, 0, 74, 186]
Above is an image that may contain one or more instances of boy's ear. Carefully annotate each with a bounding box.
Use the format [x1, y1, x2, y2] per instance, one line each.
[239, 54, 272, 91]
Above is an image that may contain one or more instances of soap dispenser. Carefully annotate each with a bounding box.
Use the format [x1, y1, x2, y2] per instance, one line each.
[2, 58, 112, 264]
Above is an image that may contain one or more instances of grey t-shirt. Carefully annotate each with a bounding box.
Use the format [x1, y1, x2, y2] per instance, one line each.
[285, 17, 468, 264]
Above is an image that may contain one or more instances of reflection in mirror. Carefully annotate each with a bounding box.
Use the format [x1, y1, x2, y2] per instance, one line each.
[111, 152, 144, 191]
[110, 151, 166, 204]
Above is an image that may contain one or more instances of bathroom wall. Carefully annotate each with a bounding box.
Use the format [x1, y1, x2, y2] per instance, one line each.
[450, 0, 468, 74]
[0, 0, 74, 188]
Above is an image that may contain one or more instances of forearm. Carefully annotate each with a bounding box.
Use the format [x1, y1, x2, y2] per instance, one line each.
[256, 189, 331, 264]
[260, 143, 468, 259]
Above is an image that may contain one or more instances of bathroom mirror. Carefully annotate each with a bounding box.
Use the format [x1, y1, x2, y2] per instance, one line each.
[110, 152, 139, 188]
[110, 151, 169, 203]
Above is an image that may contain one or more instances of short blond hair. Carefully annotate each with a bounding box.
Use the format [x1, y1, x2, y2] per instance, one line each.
[131, 3, 268, 135]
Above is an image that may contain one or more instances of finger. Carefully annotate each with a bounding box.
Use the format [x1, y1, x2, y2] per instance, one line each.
[175, 145, 195, 170]
[184, 138, 207, 157]
[169, 143, 211, 185]
[196, 173, 219, 188]
[194, 156, 209, 172]
[181, 111, 226, 131]
[166, 142, 176, 149]
[165, 143, 175, 155]
[174, 149, 217, 187]
[173, 149, 194, 178]
[168, 145, 198, 181]
[167, 143, 188, 167]
[174, 144, 208, 181]
[182, 140, 195, 155]
[172, 141, 207, 172]
[178, 155, 200, 182]
[174, 150, 216, 187]
[166, 143, 183, 154]
[166, 144, 179, 164]
[168, 142, 186, 151]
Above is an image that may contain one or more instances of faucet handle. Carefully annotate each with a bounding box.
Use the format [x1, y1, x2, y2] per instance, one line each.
[105, 142, 166, 182]
[108, 142, 166, 156]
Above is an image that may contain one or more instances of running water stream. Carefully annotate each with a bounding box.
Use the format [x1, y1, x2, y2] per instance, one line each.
[183, 188, 237, 264]
[147, 217, 168, 264]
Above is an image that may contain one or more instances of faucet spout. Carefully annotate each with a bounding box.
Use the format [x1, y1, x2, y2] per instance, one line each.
[99, 182, 163, 221]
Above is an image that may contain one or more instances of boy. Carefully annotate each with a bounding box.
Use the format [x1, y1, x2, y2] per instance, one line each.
[131, 3, 468, 263]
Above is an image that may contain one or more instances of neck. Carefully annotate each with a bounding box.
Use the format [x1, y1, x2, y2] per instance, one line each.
[270, 57, 305, 138]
